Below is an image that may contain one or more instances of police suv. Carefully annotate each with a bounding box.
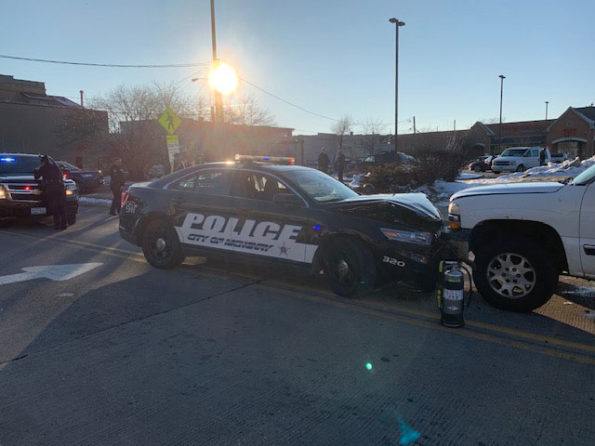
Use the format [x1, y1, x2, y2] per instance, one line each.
[119, 156, 452, 296]
[0, 153, 79, 225]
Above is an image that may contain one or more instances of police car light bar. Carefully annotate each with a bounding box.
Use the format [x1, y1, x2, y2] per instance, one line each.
[234, 155, 295, 165]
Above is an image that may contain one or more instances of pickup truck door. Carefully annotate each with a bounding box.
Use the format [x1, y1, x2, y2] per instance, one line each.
[579, 181, 595, 278]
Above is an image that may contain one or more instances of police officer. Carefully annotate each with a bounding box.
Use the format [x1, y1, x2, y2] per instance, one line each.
[318, 147, 330, 174]
[34, 155, 67, 230]
[109, 157, 125, 215]
[335, 149, 346, 182]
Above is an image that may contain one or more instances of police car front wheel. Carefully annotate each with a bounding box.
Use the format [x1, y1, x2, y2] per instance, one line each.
[142, 219, 186, 269]
[323, 237, 376, 298]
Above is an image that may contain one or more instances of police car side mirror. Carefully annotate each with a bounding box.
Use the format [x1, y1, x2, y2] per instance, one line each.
[273, 193, 303, 208]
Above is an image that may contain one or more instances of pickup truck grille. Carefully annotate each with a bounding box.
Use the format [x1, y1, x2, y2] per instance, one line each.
[3, 182, 43, 202]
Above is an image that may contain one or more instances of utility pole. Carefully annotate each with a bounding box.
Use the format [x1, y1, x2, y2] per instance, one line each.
[545, 101, 549, 120]
[389, 18, 405, 156]
[413, 116, 416, 134]
[211, 0, 223, 123]
[498, 74, 506, 154]
[79, 90, 84, 107]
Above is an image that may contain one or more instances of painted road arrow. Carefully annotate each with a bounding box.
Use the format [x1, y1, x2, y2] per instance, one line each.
[0, 263, 103, 286]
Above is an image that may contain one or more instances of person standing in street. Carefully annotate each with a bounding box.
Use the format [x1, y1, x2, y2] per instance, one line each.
[34, 155, 67, 230]
[109, 157, 125, 216]
[335, 149, 346, 183]
[318, 147, 330, 174]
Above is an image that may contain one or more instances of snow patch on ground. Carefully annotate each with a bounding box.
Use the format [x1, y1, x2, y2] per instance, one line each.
[456, 172, 482, 180]
[79, 197, 111, 207]
[501, 156, 595, 180]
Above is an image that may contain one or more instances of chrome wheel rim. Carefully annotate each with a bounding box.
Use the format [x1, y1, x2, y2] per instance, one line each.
[487, 252, 536, 299]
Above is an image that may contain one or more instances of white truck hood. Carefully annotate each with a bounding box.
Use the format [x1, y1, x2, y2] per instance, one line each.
[451, 182, 564, 200]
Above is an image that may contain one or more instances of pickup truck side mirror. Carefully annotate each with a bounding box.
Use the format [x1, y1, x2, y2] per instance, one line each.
[273, 193, 304, 208]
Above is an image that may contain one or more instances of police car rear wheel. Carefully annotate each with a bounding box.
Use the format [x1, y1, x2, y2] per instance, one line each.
[324, 237, 376, 298]
[142, 220, 185, 269]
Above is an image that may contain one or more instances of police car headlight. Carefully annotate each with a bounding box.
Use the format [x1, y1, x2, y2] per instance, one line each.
[0, 184, 9, 200]
[381, 228, 432, 246]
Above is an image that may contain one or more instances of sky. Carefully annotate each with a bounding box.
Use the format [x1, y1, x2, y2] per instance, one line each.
[1, 0, 594, 135]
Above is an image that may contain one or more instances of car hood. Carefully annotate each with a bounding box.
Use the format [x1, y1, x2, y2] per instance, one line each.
[0, 174, 36, 182]
[329, 193, 441, 221]
[451, 182, 564, 200]
[0, 174, 76, 186]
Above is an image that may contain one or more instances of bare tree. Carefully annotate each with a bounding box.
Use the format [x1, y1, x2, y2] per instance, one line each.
[360, 119, 387, 156]
[223, 96, 275, 126]
[89, 82, 196, 131]
[331, 115, 353, 154]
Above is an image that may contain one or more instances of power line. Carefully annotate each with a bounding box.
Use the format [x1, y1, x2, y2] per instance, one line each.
[240, 78, 338, 122]
[0, 54, 209, 68]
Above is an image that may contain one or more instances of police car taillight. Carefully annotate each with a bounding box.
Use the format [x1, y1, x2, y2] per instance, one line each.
[121, 190, 129, 206]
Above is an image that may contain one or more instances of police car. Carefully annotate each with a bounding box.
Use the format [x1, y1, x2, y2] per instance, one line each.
[119, 156, 451, 296]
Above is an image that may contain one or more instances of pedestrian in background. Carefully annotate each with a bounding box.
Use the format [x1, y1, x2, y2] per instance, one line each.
[34, 155, 67, 229]
[318, 147, 330, 174]
[335, 149, 346, 182]
[109, 157, 125, 216]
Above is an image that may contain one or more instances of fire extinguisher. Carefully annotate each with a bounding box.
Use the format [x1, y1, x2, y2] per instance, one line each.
[436, 261, 472, 328]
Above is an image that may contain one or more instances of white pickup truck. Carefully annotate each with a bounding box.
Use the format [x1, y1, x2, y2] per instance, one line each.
[447, 164, 595, 311]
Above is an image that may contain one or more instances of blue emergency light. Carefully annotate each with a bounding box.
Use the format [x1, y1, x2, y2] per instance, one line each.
[0, 157, 16, 162]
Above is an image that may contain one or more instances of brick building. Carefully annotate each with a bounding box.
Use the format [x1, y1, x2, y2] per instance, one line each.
[0, 74, 108, 166]
[546, 106, 595, 158]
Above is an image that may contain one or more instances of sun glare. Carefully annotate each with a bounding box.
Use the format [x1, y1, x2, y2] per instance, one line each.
[209, 62, 238, 95]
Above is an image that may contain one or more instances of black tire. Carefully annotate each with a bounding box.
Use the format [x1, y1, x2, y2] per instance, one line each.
[516, 164, 525, 172]
[473, 237, 558, 312]
[322, 237, 376, 297]
[67, 211, 77, 226]
[142, 219, 185, 269]
[473, 165, 482, 172]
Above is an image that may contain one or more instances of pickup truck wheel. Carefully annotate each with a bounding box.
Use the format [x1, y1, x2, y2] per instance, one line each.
[323, 237, 376, 298]
[516, 164, 525, 172]
[142, 219, 185, 269]
[473, 238, 558, 312]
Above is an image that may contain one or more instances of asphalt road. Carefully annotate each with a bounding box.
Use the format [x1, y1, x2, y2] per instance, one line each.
[0, 205, 593, 445]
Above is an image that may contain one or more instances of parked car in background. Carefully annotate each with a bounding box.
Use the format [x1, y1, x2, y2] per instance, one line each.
[146, 164, 166, 179]
[468, 155, 493, 172]
[550, 153, 568, 164]
[55, 160, 103, 193]
[361, 151, 416, 165]
[491, 147, 541, 173]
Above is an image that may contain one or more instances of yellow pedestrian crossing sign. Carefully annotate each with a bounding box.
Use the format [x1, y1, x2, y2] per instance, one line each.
[158, 107, 182, 134]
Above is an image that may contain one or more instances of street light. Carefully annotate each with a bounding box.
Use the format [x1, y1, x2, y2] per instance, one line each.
[389, 17, 405, 156]
[545, 101, 549, 120]
[498, 74, 505, 153]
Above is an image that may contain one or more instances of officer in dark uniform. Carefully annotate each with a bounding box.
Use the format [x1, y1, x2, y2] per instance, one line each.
[109, 157, 125, 215]
[34, 155, 67, 229]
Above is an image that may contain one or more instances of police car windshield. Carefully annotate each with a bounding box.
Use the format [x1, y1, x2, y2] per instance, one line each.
[284, 169, 358, 202]
[0, 155, 41, 174]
